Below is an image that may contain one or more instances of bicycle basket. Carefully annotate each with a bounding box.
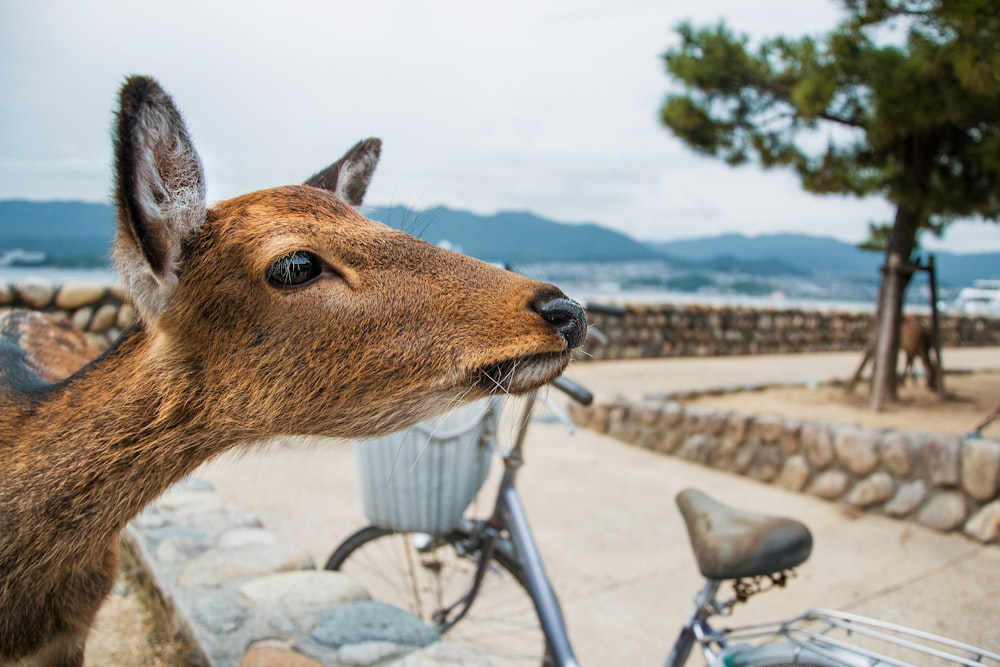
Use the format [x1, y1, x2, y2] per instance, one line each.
[353, 397, 499, 534]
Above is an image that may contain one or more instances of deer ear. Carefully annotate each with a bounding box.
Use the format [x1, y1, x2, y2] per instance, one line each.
[304, 138, 381, 207]
[112, 75, 206, 322]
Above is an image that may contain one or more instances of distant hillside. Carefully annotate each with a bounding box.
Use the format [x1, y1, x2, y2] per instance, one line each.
[1, 199, 995, 286]
[651, 232, 1000, 287]
[0, 200, 657, 267]
[366, 205, 658, 263]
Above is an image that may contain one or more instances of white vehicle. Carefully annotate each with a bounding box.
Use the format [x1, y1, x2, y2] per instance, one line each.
[945, 279, 1000, 316]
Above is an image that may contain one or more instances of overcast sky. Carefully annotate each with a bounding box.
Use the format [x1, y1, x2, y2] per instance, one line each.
[2, 0, 996, 253]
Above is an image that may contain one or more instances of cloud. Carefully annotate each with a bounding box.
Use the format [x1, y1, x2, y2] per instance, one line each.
[1, 0, 996, 252]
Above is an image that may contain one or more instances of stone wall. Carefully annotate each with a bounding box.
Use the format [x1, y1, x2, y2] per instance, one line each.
[4, 279, 998, 362]
[583, 304, 1000, 360]
[568, 394, 1000, 544]
[0, 278, 135, 348]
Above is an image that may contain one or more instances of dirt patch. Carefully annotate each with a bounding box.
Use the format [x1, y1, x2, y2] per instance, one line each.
[685, 371, 1000, 440]
[85, 545, 192, 666]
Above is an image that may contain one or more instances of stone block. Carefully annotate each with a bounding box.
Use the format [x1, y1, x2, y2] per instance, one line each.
[778, 455, 810, 492]
[70, 306, 93, 331]
[14, 279, 55, 309]
[780, 420, 803, 455]
[964, 501, 1000, 544]
[847, 472, 895, 508]
[801, 422, 834, 469]
[754, 415, 784, 445]
[834, 426, 880, 476]
[631, 401, 662, 427]
[311, 600, 439, 648]
[922, 434, 961, 487]
[917, 492, 967, 531]
[54, 282, 105, 309]
[878, 431, 914, 478]
[177, 543, 314, 587]
[240, 643, 328, 667]
[88, 303, 119, 332]
[961, 438, 1000, 501]
[808, 470, 849, 500]
[749, 446, 784, 483]
[884, 480, 927, 517]
[653, 429, 684, 454]
[239, 570, 368, 615]
[116, 302, 138, 329]
[661, 402, 684, 428]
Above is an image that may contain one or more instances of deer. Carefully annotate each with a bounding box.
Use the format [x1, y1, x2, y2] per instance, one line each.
[899, 317, 937, 389]
[0, 75, 587, 667]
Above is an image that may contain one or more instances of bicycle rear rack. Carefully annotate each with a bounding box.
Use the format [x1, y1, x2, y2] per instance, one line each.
[721, 608, 1000, 666]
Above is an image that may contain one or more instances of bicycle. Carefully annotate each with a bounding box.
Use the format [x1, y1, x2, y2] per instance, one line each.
[325, 348, 1000, 666]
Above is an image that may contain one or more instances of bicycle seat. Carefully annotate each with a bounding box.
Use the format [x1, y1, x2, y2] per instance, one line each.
[675, 488, 813, 580]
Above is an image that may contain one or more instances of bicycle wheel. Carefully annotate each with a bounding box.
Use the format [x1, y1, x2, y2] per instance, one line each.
[326, 525, 550, 666]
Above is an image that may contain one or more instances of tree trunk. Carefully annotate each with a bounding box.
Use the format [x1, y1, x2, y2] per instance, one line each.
[870, 203, 922, 410]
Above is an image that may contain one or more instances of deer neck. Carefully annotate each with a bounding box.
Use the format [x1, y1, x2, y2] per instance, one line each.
[1, 326, 241, 554]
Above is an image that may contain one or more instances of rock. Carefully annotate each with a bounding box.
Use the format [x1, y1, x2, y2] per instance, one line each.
[754, 415, 784, 445]
[917, 492, 968, 531]
[749, 446, 784, 482]
[88, 303, 120, 332]
[116, 302, 138, 329]
[923, 434, 961, 487]
[220, 527, 279, 548]
[878, 431, 914, 477]
[847, 472, 895, 508]
[964, 501, 1000, 543]
[14, 279, 55, 308]
[240, 642, 327, 667]
[808, 470, 849, 500]
[778, 455, 810, 492]
[833, 426, 880, 476]
[192, 595, 248, 634]
[311, 600, 440, 648]
[70, 306, 93, 331]
[0, 281, 11, 305]
[631, 401, 662, 426]
[238, 570, 368, 612]
[653, 429, 683, 454]
[54, 282, 105, 309]
[678, 433, 714, 464]
[336, 641, 412, 666]
[801, 422, 835, 469]
[661, 402, 684, 428]
[885, 480, 928, 517]
[177, 543, 314, 587]
[780, 420, 803, 455]
[961, 438, 1000, 501]
[722, 413, 751, 450]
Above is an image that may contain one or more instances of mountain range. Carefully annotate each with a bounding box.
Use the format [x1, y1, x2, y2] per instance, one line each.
[0, 199, 997, 288]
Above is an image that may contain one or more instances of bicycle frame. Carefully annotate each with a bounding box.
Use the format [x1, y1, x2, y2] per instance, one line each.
[423, 385, 1000, 667]
[494, 389, 582, 667]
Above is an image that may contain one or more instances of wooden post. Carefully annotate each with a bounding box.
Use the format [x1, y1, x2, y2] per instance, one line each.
[927, 254, 945, 393]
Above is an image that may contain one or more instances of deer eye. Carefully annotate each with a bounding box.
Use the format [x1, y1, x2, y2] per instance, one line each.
[266, 251, 322, 288]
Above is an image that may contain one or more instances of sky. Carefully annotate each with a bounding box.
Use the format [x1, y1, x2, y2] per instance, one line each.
[1, 0, 997, 253]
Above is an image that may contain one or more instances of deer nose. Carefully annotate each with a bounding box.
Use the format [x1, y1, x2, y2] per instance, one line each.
[536, 296, 588, 350]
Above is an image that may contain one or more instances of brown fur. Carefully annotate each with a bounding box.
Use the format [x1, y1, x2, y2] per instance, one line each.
[0, 76, 585, 666]
[899, 317, 936, 388]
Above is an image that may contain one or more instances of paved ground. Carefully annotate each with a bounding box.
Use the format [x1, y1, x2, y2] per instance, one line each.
[193, 347, 1000, 666]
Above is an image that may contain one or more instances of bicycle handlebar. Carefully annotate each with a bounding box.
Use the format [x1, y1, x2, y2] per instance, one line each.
[550, 375, 593, 406]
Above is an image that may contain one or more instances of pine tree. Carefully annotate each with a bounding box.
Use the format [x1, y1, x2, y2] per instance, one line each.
[660, 0, 1000, 407]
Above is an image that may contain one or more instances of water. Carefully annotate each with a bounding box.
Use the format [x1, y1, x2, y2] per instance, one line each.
[0, 266, 890, 313]
[0, 266, 119, 286]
